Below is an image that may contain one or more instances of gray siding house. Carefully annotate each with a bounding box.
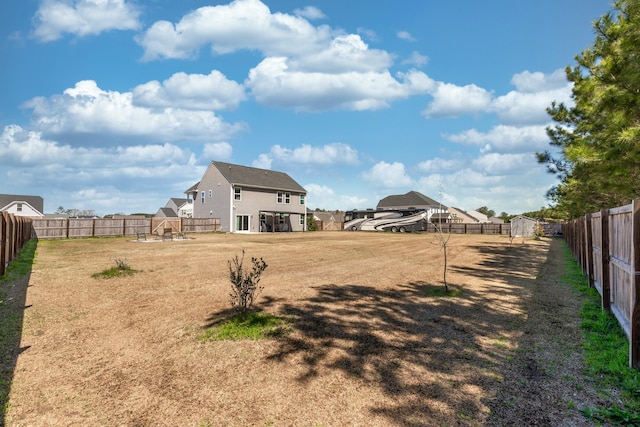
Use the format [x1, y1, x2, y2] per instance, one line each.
[186, 161, 307, 233]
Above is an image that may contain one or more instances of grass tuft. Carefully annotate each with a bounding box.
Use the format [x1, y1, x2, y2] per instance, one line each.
[91, 257, 138, 279]
[199, 312, 292, 341]
[425, 285, 463, 298]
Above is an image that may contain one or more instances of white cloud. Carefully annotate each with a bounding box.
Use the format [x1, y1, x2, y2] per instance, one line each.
[289, 34, 392, 73]
[444, 124, 548, 153]
[252, 154, 272, 169]
[247, 58, 433, 111]
[361, 161, 414, 188]
[1, 125, 202, 214]
[397, 31, 415, 41]
[32, 0, 140, 42]
[422, 82, 493, 118]
[23, 80, 244, 144]
[132, 70, 246, 111]
[511, 69, 568, 93]
[402, 51, 429, 67]
[136, 0, 332, 61]
[293, 6, 326, 20]
[201, 142, 233, 162]
[472, 152, 535, 175]
[259, 143, 359, 166]
[305, 183, 369, 210]
[490, 86, 571, 125]
[418, 157, 466, 173]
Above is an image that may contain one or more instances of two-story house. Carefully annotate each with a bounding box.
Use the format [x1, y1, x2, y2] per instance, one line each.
[186, 161, 307, 233]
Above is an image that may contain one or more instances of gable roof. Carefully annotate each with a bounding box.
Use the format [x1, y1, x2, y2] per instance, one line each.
[377, 191, 444, 209]
[211, 161, 306, 193]
[0, 194, 44, 213]
[169, 198, 187, 206]
[156, 207, 178, 218]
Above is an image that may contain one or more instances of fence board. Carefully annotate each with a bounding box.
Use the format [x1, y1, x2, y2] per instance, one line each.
[565, 199, 640, 368]
[32, 217, 221, 239]
[0, 211, 33, 277]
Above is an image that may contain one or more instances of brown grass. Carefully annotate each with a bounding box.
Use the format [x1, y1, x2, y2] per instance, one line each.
[3, 232, 595, 426]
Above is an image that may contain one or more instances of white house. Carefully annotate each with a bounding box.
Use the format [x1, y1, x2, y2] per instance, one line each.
[0, 194, 44, 218]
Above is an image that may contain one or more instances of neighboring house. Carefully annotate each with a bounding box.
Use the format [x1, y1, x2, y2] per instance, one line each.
[0, 194, 44, 218]
[510, 215, 539, 238]
[156, 198, 192, 218]
[186, 161, 307, 233]
[488, 217, 505, 224]
[377, 191, 449, 221]
[448, 207, 481, 224]
[466, 209, 490, 223]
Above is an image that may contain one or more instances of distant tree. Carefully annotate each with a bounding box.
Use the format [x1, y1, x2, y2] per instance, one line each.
[476, 206, 496, 218]
[499, 211, 511, 222]
[55, 206, 65, 214]
[537, 0, 640, 217]
[306, 214, 319, 231]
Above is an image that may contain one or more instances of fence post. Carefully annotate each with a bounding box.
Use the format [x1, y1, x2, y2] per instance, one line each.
[630, 199, 640, 369]
[585, 213, 594, 288]
[601, 208, 611, 312]
[0, 212, 6, 277]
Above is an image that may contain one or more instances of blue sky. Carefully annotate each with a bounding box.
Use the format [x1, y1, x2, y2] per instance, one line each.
[0, 0, 612, 216]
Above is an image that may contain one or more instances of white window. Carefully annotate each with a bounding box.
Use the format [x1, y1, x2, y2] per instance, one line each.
[201, 191, 205, 204]
[285, 192, 291, 204]
[17, 203, 23, 212]
[234, 187, 242, 201]
[299, 194, 305, 205]
[277, 191, 283, 204]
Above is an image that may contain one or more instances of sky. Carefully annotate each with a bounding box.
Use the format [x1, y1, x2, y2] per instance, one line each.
[0, 0, 613, 216]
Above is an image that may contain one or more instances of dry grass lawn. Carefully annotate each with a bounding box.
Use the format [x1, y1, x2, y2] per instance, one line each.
[3, 231, 593, 426]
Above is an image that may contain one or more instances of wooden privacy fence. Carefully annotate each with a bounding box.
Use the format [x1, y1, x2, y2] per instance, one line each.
[32, 217, 221, 239]
[564, 199, 640, 369]
[424, 223, 511, 235]
[1, 211, 33, 277]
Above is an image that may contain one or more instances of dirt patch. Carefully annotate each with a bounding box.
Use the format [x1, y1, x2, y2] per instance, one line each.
[2, 233, 611, 426]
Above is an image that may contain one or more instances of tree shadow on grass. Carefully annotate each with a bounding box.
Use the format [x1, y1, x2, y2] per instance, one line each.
[1, 239, 37, 427]
[259, 240, 553, 426]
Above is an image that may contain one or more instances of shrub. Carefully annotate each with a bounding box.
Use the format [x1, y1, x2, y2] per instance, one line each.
[227, 251, 268, 315]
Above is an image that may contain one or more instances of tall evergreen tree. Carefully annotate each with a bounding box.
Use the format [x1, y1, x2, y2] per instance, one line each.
[538, 0, 640, 218]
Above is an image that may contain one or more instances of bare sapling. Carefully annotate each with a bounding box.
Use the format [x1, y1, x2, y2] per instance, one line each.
[431, 185, 452, 293]
[433, 218, 452, 292]
[227, 250, 268, 316]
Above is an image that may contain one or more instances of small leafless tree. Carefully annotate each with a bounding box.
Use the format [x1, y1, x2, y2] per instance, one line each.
[431, 185, 452, 292]
[227, 251, 268, 316]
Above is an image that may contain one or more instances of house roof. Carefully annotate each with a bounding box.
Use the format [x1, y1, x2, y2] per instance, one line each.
[185, 182, 200, 194]
[169, 198, 187, 206]
[0, 194, 44, 213]
[156, 207, 179, 218]
[377, 191, 444, 209]
[211, 161, 306, 193]
[448, 207, 481, 223]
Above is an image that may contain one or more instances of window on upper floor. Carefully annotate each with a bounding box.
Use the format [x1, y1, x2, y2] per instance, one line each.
[209, 190, 212, 198]
[277, 191, 283, 204]
[234, 187, 242, 201]
[17, 203, 23, 212]
[285, 192, 291, 204]
[299, 194, 305, 205]
[201, 191, 205, 204]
